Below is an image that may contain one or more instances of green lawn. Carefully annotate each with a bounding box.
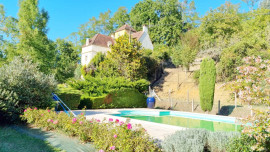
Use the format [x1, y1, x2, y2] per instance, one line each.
[0, 126, 63, 152]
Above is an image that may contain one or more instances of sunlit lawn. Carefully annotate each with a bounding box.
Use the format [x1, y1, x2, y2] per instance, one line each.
[0, 126, 62, 152]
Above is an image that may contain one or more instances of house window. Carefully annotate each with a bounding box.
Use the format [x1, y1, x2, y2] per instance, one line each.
[85, 55, 88, 63]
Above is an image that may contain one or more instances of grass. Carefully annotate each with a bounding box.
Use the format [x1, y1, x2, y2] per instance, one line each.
[0, 126, 63, 152]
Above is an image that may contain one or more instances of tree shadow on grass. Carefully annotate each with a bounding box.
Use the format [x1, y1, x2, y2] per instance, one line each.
[218, 105, 243, 116]
[12, 125, 96, 152]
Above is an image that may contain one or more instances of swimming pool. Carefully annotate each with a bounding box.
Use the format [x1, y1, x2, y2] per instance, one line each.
[112, 110, 242, 132]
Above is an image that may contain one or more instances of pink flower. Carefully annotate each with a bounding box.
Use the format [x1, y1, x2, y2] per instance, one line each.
[41, 114, 44, 116]
[96, 119, 100, 122]
[113, 134, 117, 138]
[127, 123, 132, 130]
[99, 150, 105, 152]
[119, 121, 124, 126]
[30, 108, 32, 110]
[89, 121, 93, 123]
[115, 119, 119, 123]
[48, 110, 50, 112]
[72, 121, 75, 124]
[53, 120, 58, 124]
[47, 119, 51, 123]
[109, 118, 113, 122]
[80, 113, 83, 115]
[79, 121, 83, 125]
[24, 109, 27, 112]
[50, 119, 54, 123]
[72, 118, 77, 122]
[110, 146, 115, 150]
[34, 107, 37, 110]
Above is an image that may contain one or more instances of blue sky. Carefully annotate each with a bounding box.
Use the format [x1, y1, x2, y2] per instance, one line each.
[1, 0, 253, 40]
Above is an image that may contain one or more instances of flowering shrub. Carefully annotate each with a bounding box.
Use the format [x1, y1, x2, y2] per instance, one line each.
[21, 108, 160, 152]
[225, 56, 270, 151]
[240, 110, 270, 151]
[227, 56, 270, 105]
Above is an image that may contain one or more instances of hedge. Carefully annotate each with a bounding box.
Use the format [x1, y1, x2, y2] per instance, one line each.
[78, 89, 147, 109]
[56, 84, 81, 110]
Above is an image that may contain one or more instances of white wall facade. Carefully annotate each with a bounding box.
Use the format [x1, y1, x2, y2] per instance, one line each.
[81, 45, 111, 66]
[139, 32, 154, 50]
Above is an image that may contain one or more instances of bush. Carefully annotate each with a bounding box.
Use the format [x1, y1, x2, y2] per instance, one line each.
[78, 95, 93, 109]
[0, 56, 57, 123]
[21, 108, 161, 152]
[69, 76, 149, 97]
[226, 134, 255, 152]
[208, 131, 240, 152]
[0, 88, 18, 124]
[199, 58, 216, 112]
[162, 129, 209, 152]
[162, 129, 240, 152]
[193, 69, 200, 84]
[56, 84, 81, 110]
[89, 89, 147, 109]
[105, 88, 147, 108]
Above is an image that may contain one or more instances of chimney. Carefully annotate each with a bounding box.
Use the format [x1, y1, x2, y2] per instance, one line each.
[86, 38, 90, 45]
[111, 34, 115, 39]
[143, 25, 148, 33]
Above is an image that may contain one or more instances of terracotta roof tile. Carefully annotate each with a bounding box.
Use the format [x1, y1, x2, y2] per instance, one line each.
[132, 31, 144, 40]
[115, 24, 136, 33]
[83, 34, 114, 48]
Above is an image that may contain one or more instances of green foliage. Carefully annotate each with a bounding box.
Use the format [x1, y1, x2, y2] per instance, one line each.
[199, 58, 216, 112]
[56, 84, 81, 110]
[171, 31, 199, 70]
[74, 64, 82, 80]
[193, 69, 200, 84]
[208, 131, 241, 152]
[90, 52, 105, 68]
[22, 108, 161, 151]
[227, 134, 255, 152]
[69, 76, 149, 97]
[199, 2, 242, 50]
[99, 34, 147, 80]
[240, 110, 270, 151]
[111, 7, 130, 29]
[17, 0, 56, 73]
[105, 88, 147, 108]
[162, 129, 240, 152]
[0, 88, 19, 124]
[0, 56, 57, 123]
[54, 39, 79, 83]
[78, 95, 93, 109]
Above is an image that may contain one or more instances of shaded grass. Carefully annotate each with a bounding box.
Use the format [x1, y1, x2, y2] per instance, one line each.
[0, 126, 63, 152]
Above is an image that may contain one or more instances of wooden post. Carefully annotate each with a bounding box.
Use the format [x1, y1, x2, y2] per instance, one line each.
[169, 89, 172, 109]
[218, 100, 220, 115]
[192, 99, 194, 112]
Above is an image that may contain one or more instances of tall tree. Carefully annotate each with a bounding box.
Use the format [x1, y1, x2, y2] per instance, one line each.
[99, 34, 147, 80]
[111, 7, 130, 30]
[54, 39, 79, 83]
[17, 0, 55, 73]
[130, 0, 159, 31]
[0, 4, 18, 66]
